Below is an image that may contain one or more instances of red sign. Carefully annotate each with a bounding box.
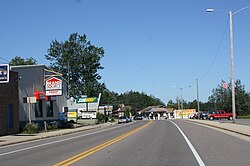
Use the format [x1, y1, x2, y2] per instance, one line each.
[34, 91, 46, 100]
[46, 77, 62, 90]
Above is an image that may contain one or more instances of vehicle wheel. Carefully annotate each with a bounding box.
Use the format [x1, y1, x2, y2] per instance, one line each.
[209, 116, 214, 120]
[229, 116, 233, 120]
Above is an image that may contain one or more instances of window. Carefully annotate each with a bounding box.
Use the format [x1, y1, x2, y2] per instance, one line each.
[7, 104, 14, 129]
[46, 101, 54, 117]
[35, 100, 43, 117]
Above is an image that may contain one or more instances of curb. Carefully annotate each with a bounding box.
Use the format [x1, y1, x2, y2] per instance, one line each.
[187, 120, 250, 137]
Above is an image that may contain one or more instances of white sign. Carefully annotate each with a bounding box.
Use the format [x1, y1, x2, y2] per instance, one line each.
[28, 97, 37, 103]
[46, 77, 62, 90]
[0, 64, 9, 83]
[46, 90, 62, 96]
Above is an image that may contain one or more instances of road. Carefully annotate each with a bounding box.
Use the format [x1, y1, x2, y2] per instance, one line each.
[0, 120, 249, 166]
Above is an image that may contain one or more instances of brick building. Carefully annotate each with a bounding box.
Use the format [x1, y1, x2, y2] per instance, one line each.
[0, 71, 19, 135]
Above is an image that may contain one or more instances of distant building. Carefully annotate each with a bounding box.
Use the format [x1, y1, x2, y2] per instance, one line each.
[98, 105, 113, 115]
[112, 104, 131, 117]
[140, 106, 173, 119]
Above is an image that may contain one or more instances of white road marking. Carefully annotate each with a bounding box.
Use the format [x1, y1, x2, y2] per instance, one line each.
[170, 121, 205, 166]
[0, 123, 132, 157]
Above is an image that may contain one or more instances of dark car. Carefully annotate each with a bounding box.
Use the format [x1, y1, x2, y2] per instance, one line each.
[201, 111, 215, 120]
[134, 116, 143, 120]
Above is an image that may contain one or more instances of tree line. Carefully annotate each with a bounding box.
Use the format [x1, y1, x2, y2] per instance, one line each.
[167, 80, 250, 116]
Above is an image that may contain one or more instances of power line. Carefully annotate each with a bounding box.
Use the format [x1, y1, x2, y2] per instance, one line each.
[0, 56, 10, 63]
[200, 18, 229, 80]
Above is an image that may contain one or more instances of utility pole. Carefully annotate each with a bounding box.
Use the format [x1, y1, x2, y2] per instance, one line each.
[196, 79, 200, 112]
[229, 10, 236, 123]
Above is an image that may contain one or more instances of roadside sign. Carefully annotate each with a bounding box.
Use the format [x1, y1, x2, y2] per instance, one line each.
[76, 97, 98, 103]
[45, 77, 62, 96]
[46, 77, 62, 90]
[0, 64, 9, 83]
[46, 90, 62, 96]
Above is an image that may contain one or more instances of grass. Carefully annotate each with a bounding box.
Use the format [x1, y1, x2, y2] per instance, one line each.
[237, 115, 250, 119]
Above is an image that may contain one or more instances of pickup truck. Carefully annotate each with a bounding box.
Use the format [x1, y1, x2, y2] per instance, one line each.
[208, 110, 233, 120]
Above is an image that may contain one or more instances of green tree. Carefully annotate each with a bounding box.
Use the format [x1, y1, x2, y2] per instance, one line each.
[117, 91, 165, 115]
[208, 79, 250, 115]
[10, 56, 37, 66]
[167, 100, 174, 108]
[45, 33, 105, 97]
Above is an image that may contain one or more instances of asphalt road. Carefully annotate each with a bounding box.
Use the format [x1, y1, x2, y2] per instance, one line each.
[0, 120, 249, 166]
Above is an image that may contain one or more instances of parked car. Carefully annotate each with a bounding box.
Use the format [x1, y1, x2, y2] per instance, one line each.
[134, 116, 143, 120]
[118, 116, 129, 124]
[208, 110, 233, 120]
[200, 111, 215, 120]
[126, 116, 132, 122]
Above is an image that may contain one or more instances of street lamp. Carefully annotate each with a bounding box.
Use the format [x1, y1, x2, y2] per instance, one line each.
[180, 85, 191, 119]
[196, 79, 200, 112]
[206, 6, 250, 123]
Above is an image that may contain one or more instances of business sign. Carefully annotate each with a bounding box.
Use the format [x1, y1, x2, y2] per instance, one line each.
[76, 97, 98, 103]
[46, 90, 62, 96]
[174, 109, 196, 119]
[46, 77, 62, 90]
[45, 77, 62, 96]
[0, 64, 9, 83]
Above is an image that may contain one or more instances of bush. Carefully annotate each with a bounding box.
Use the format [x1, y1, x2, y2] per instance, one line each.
[23, 123, 39, 134]
[109, 115, 116, 122]
[97, 112, 105, 124]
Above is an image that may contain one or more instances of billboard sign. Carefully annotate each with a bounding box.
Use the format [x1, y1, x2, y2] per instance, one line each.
[0, 64, 9, 83]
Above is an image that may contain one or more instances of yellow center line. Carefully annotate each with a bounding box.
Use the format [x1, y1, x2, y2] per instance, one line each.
[54, 121, 153, 166]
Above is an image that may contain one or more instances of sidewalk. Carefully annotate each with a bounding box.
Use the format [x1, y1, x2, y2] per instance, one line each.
[187, 119, 250, 137]
[0, 122, 116, 147]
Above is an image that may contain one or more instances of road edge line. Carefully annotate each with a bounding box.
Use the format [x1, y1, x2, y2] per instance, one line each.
[170, 121, 205, 166]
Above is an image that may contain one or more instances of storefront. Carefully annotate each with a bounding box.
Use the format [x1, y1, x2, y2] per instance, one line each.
[11, 65, 67, 127]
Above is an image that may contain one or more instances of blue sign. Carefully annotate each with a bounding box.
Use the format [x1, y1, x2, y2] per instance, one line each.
[0, 64, 9, 83]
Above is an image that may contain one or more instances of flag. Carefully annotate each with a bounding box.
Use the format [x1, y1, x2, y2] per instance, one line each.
[222, 79, 229, 89]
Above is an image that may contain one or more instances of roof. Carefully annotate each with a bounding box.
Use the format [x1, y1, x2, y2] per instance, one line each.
[140, 106, 174, 113]
[10, 64, 46, 69]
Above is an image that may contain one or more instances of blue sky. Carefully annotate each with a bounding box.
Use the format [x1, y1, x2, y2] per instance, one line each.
[1, 0, 250, 104]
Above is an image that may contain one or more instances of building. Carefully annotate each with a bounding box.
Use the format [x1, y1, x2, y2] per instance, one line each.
[140, 106, 174, 119]
[0, 71, 19, 135]
[11, 65, 67, 127]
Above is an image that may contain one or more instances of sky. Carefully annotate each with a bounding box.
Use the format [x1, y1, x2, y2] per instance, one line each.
[1, 0, 250, 104]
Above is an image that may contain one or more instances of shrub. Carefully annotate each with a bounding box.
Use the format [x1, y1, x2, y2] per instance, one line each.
[109, 115, 116, 122]
[97, 112, 105, 124]
[23, 123, 39, 134]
